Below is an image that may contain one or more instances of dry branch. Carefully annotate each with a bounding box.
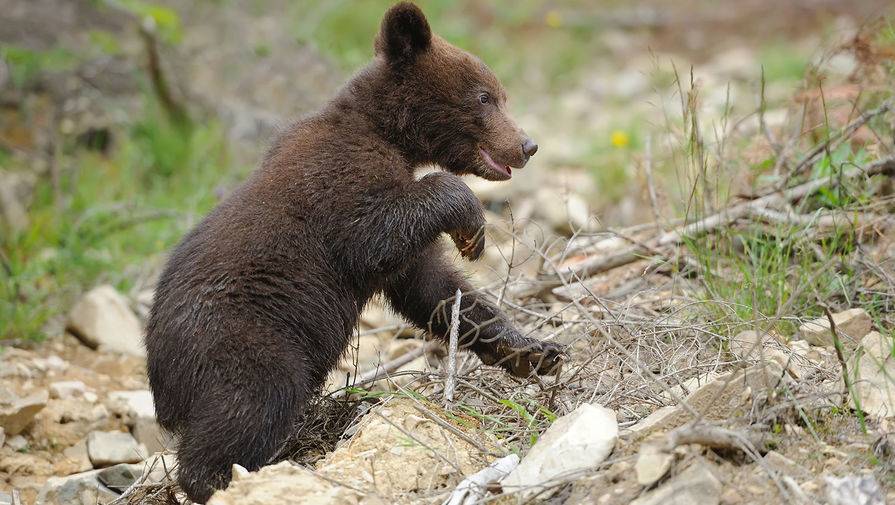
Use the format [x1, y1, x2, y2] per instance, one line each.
[513, 155, 895, 298]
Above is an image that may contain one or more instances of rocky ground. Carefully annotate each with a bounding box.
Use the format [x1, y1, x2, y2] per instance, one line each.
[3, 1, 895, 504]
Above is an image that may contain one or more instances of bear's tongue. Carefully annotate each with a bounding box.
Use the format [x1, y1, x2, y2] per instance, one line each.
[480, 149, 512, 178]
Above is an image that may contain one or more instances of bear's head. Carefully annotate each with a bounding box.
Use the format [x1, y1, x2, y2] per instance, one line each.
[370, 2, 537, 181]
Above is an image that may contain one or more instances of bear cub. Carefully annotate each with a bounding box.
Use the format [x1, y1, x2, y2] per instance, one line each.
[145, 3, 564, 502]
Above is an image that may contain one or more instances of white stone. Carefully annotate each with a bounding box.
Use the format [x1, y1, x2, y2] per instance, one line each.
[49, 381, 88, 400]
[66, 285, 146, 357]
[502, 403, 617, 498]
[825, 474, 884, 505]
[6, 434, 27, 451]
[108, 390, 155, 419]
[851, 331, 895, 418]
[0, 389, 48, 435]
[799, 308, 872, 350]
[86, 430, 147, 467]
[631, 460, 722, 505]
[62, 439, 93, 473]
[635, 442, 674, 486]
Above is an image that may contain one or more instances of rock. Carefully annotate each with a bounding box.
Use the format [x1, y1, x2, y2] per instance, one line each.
[317, 399, 492, 498]
[635, 441, 674, 486]
[66, 285, 146, 357]
[49, 381, 88, 400]
[208, 461, 382, 505]
[628, 363, 785, 438]
[97, 462, 142, 492]
[108, 390, 155, 420]
[627, 406, 678, 436]
[86, 430, 147, 467]
[61, 439, 93, 474]
[6, 434, 27, 451]
[631, 460, 722, 505]
[851, 331, 895, 418]
[502, 403, 618, 498]
[799, 308, 872, 350]
[0, 170, 36, 233]
[37, 469, 118, 505]
[825, 474, 884, 505]
[0, 389, 48, 435]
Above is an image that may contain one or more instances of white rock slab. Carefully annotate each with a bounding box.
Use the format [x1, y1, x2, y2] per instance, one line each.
[66, 285, 145, 357]
[799, 308, 872, 350]
[108, 390, 155, 419]
[87, 430, 147, 467]
[851, 331, 895, 418]
[502, 403, 617, 498]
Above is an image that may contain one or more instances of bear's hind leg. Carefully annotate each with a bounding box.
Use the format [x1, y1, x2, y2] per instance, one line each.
[175, 379, 304, 503]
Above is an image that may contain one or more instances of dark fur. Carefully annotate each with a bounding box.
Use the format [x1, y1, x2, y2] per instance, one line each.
[145, 3, 563, 502]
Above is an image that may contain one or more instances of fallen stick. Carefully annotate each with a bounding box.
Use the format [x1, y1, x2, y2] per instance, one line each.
[443, 454, 520, 505]
[445, 289, 462, 406]
[663, 424, 772, 454]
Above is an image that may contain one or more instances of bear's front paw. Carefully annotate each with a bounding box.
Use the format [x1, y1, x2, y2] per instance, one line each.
[449, 227, 485, 261]
[477, 334, 567, 378]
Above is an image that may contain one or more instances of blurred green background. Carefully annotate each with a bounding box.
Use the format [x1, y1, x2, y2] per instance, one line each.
[1, 0, 893, 340]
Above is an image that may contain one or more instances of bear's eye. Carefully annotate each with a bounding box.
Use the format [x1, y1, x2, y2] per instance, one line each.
[478, 92, 490, 105]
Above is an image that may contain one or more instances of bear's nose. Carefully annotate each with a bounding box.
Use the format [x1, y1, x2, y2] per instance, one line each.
[522, 138, 538, 157]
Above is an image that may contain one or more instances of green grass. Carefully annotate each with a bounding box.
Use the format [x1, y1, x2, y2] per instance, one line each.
[1, 98, 243, 341]
[686, 211, 864, 339]
[289, 0, 598, 90]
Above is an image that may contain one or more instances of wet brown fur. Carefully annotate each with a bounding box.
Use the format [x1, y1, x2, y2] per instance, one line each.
[145, 3, 563, 502]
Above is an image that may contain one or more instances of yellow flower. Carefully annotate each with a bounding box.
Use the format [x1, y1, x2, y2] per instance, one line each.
[545, 10, 562, 28]
[610, 130, 630, 149]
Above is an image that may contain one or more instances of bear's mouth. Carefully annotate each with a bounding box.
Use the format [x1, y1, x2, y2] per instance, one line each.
[477, 149, 512, 181]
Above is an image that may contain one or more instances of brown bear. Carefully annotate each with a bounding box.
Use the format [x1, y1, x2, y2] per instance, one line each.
[145, 2, 564, 502]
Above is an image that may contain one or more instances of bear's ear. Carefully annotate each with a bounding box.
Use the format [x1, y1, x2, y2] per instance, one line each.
[375, 2, 432, 66]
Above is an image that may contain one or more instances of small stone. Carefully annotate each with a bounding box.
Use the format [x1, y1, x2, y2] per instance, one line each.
[6, 434, 27, 451]
[232, 463, 249, 481]
[631, 459, 722, 505]
[502, 403, 618, 499]
[825, 474, 884, 505]
[61, 439, 93, 474]
[49, 381, 88, 400]
[0, 389, 48, 436]
[108, 390, 155, 420]
[86, 430, 147, 467]
[851, 331, 895, 418]
[635, 442, 674, 486]
[66, 285, 146, 357]
[799, 308, 872, 350]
